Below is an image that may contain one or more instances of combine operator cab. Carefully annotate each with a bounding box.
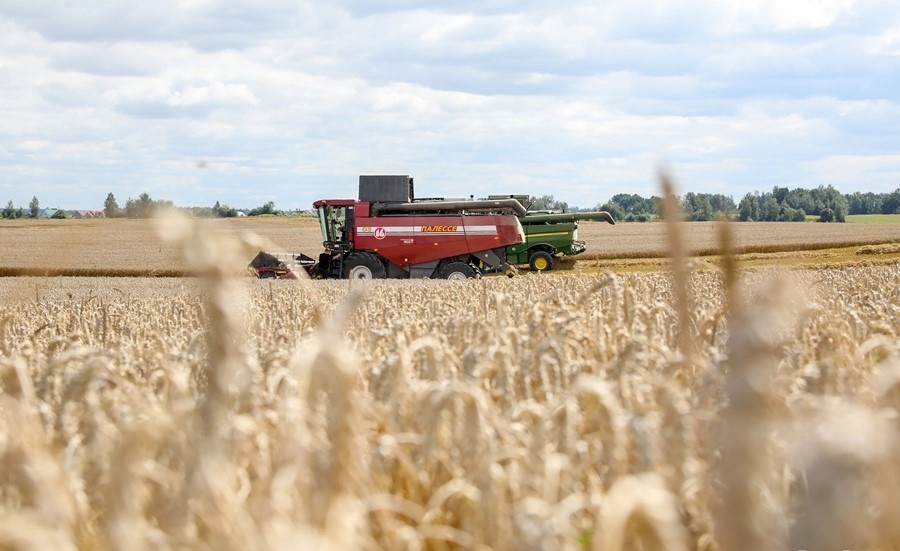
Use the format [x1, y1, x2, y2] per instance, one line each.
[318, 201, 353, 247]
[314, 199, 359, 279]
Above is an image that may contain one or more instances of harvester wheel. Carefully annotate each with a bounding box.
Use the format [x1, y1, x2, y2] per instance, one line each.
[439, 262, 477, 280]
[259, 270, 277, 279]
[529, 251, 554, 272]
[343, 252, 387, 280]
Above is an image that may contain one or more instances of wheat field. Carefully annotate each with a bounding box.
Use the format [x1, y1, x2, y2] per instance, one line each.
[1, 216, 898, 275]
[1, 209, 899, 551]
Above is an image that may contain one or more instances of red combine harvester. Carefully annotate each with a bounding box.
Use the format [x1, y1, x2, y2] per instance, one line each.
[251, 175, 527, 280]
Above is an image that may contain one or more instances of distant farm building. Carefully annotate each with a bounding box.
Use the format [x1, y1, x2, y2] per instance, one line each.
[74, 210, 106, 219]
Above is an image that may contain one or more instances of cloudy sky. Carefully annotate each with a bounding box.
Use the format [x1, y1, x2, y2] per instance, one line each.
[1, 0, 899, 210]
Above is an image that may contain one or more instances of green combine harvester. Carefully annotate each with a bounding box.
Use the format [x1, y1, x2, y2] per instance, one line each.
[488, 195, 616, 271]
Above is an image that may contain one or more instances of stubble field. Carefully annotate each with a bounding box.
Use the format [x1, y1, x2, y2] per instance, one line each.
[1, 215, 899, 550]
[1, 216, 898, 275]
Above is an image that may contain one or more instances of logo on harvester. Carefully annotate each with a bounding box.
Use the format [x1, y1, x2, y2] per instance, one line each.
[374, 227, 386, 240]
[421, 225, 458, 232]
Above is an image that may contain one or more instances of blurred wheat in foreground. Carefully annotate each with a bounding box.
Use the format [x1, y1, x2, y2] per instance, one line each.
[0, 214, 898, 551]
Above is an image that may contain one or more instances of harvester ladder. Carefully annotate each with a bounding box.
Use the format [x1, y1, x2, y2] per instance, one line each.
[335, 251, 344, 278]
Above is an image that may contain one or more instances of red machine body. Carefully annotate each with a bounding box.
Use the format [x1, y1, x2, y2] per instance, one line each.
[353, 211, 523, 267]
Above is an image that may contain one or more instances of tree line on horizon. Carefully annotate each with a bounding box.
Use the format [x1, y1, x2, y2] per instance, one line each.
[0, 193, 287, 220]
[530, 185, 900, 223]
[101, 193, 283, 218]
[3, 186, 900, 221]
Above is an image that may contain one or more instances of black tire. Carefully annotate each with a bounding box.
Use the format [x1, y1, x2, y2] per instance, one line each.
[343, 252, 387, 280]
[438, 261, 477, 280]
[528, 251, 554, 272]
[259, 270, 277, 279]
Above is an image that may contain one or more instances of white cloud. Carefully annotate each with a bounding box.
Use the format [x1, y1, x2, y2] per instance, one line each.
[806, 154, 900, 185]
[49, 42, 165, 77]
[722, 0, 857, 33]
[866, 24, 900, 55]
[20, 140, 52, 153]
[167, 82, 260, 107]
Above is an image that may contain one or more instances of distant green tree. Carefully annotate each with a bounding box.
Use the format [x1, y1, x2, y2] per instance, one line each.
[625, 212, 652, 222]
[52, 209, 67, 219]
[818, 207, 835, 222]
[600, 193, 661, 220]
[833, 202, 846, 223]
[2, 200, 15, 219]
[762, 196, 780, 221]
[681, 193, 697, 220]
[694, 195, 714, 221]
[607, 193, 650, 217]
[785, 188, 817, 214]
[650, 196, 664, 218]
[29, 196, 40, 218]
[738, 193, 758, 221]
[883, 189, 900, 214]
[773, 186, 789, 204]
[248, 201, 277, 216]
[681, 193, 712, 221]
[777, 205, 797, 222]
[137, 192, 153, 217]
[125, 192, 157, 218]
[213, 201, 238, 218]
[598, 201, 625, 222]
[708, 194, 737, 216]
[813, 185, 848, 220]
[528, 195, 569, 212]
[846, 191, 882, 215]
[104, 193, 121, 218]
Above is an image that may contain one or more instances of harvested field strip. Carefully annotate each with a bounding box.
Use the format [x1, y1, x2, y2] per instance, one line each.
[4, 244, 898, 278]
[0, 267, 192, 278]
[576, 219, 900, 257]
[572, 246, 900, 274]
[857, 242, 900, 255]
[3, 218, 900, 273]
[580, 238, 900, 260]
